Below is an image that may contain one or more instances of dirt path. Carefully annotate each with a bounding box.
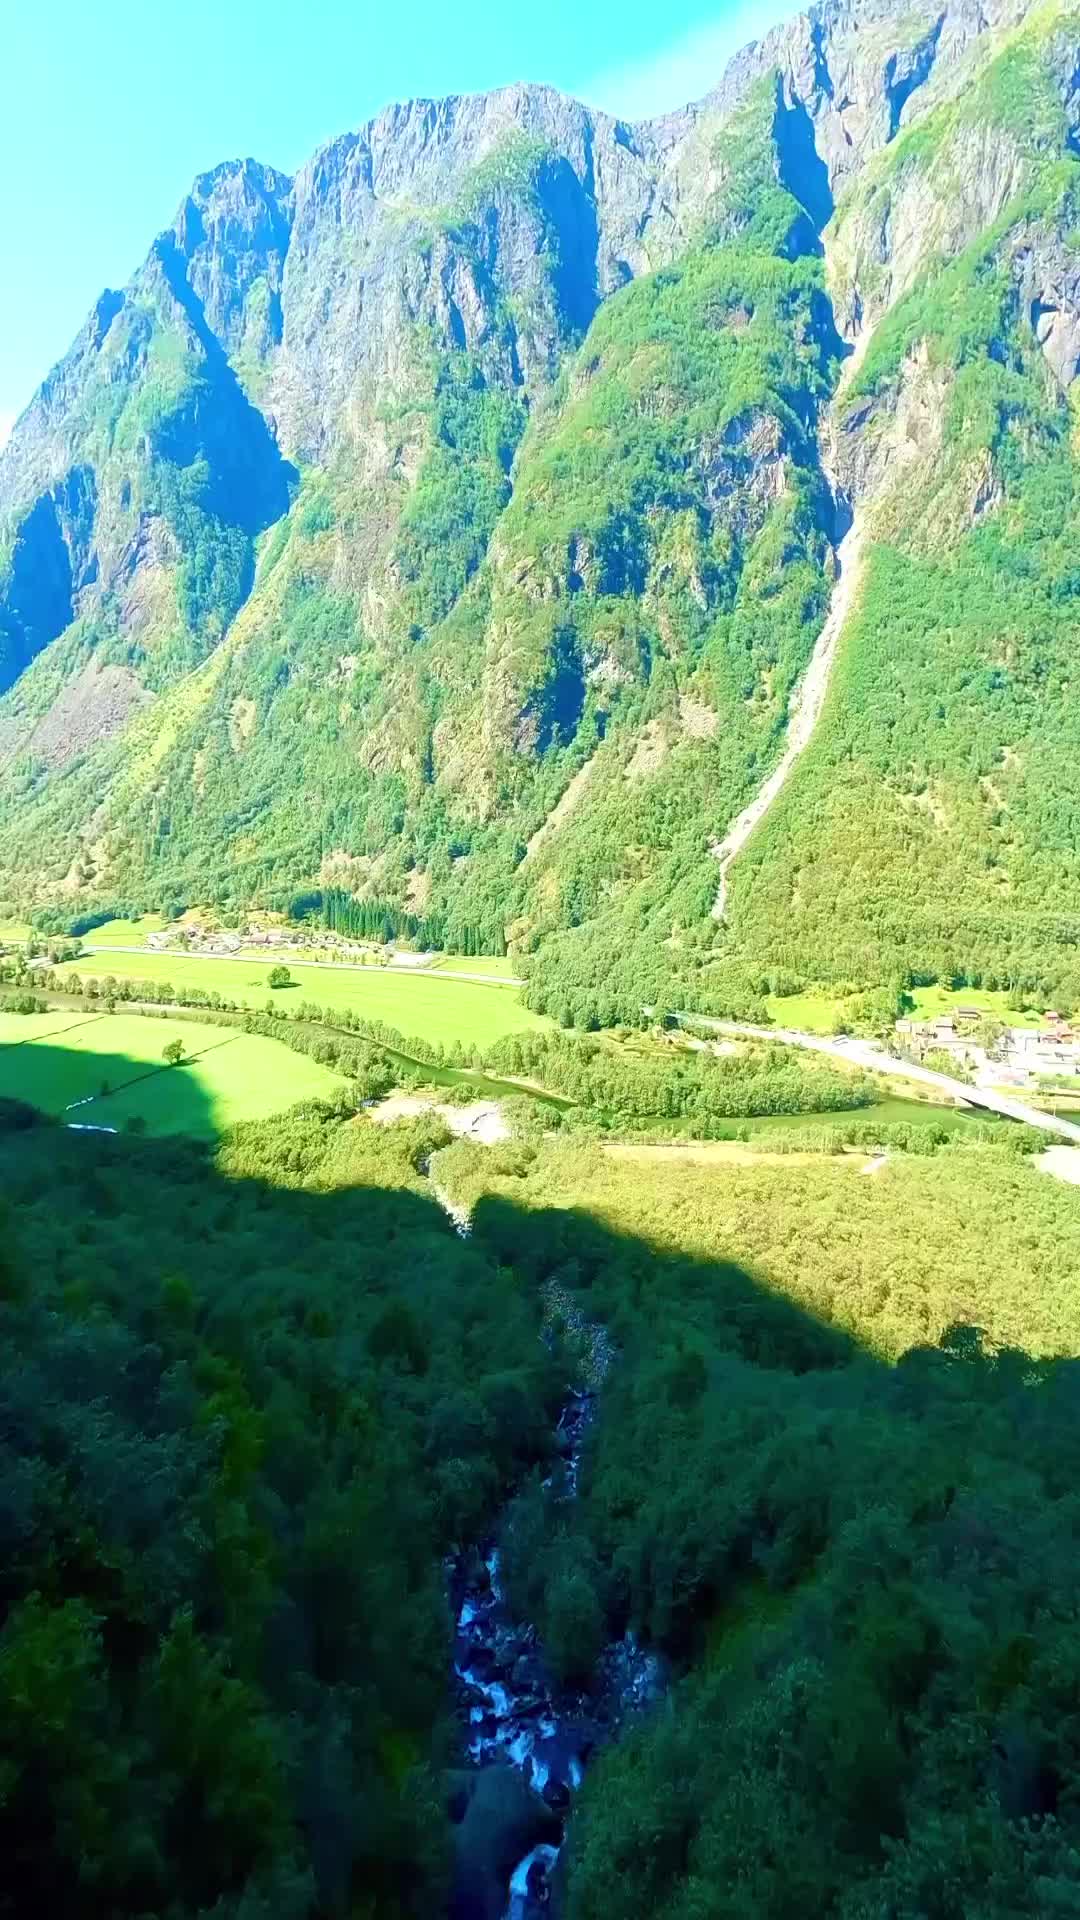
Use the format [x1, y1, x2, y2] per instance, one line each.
[368, 1091, 510, 1143]
[1038, 1145, 1080, 1185]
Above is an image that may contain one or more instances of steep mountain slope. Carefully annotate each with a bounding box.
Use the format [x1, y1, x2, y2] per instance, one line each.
[728, 4, 1080, 998]
[3, 0, 1079, 1017]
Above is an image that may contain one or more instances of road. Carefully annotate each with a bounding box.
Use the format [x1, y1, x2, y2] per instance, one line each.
[676, 1015, 1080, 1145]
[65, 947, 1080, 1143]
[77, 945, 523, 988]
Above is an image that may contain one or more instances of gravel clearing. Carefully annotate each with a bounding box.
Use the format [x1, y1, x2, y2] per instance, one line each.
[369, 1093, 510, 1143]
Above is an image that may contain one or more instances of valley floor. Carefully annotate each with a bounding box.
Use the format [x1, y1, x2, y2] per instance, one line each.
[0, 1008, 346, 1136]
[54, 945, 546, 1047]
[681, 1015, 1080, 1145]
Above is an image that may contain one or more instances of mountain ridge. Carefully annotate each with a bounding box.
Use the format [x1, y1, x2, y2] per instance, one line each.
[5, 0, 1080, 1021]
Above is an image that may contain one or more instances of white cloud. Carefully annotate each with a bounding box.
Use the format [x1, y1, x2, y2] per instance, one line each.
[0, 412, 15, 453]
[580, 5, 791, 122]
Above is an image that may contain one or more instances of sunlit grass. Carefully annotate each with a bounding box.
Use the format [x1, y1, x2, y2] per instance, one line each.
[79, 915, 166, 946]
[56, 948, 549, 1047]
[0, 1010, 346, 1136]
[907, 985, 1044, 1026]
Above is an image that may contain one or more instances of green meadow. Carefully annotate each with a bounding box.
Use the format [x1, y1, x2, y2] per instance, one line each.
[57, 947, 549, 1045]
[763, 984, 1049, 1034]
[79, 915, 167, 947]
[906, 984, 1045, 1026]
[0, 1010, 346, 1137]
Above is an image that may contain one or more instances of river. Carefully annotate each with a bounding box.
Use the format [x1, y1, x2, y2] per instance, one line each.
[429, 1169, 662, 1918]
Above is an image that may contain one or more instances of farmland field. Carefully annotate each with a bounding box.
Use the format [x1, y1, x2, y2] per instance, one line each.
[907, 984, 1044, 1027]
[763, 985, 1047, 1034]
[56, 948, 549, 1045]
[0, 1011, 346, 1137]
[79, 915, 166, 947]
[761, 989, 854, 1033]
[0, 1010, 102, 1046]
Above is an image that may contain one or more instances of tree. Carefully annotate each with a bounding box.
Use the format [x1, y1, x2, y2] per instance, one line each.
[268, 966, 293, 990]
[163, 1039, 186, 1066]
[976, 1016, 1006, 1052]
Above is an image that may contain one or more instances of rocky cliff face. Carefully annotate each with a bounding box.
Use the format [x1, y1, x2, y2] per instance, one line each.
[3, 0, 1080, 1004]
[0, 0, 1020, 630]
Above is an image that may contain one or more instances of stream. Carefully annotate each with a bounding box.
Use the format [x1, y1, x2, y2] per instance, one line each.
[447, 1391, 664, 1920]
[431, 1163, 662, 1919]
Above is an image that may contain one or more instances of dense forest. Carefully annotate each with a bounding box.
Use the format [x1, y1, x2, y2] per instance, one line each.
[0, 1097, 561, 1916]
[4, 1082, 1080, 1916]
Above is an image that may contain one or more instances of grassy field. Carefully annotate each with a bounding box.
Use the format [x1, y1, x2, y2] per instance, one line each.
[0, 1010, 101, 1046]
[616, 1094, 974, 1142]
[0, 1011, 346, 1137]
[763, 989, 854, 1032]
[0, 920, 33, 944]
[79, 915, 166, 947]
[907, 985, 1044, 1027]
[56, 949, 550, 1046]
[747, 1096, 974, 1136]
[75, 916, 522, 978]
[604, 1141, 876, 1170]
[763, 985, 1049, 1034]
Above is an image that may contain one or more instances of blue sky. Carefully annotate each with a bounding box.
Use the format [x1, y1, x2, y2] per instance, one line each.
[0, 0, 788, 442]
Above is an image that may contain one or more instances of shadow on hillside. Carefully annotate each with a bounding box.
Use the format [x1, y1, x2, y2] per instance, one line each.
[3, 1078, 1080, 1918]
[2, 1028, 282, 1138]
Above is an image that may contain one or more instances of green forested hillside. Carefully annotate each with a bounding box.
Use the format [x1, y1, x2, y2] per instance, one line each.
[10, 6, 1080, 1912]
[7, 0, 1080, 1023]
[12, 1096, 1080, 1916]
[438, 1137, 1080, 1918]
[0, 1103, 560, 1916]
[728, 31, 1080, 1002]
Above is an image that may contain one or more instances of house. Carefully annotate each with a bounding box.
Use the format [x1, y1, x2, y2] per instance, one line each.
[955, 1007, 982, 1023]
[1006, 1028, 1040, 1052]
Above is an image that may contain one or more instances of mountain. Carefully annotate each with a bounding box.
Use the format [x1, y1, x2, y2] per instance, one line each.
[4, 0, 1080, 1020]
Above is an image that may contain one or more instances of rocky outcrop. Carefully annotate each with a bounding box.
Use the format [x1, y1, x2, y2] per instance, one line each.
[1013, 224, 1080, 389]
[25, 656, 153, 769]
[1, 0, 1023, 506]
[0, 0, 1069, 915]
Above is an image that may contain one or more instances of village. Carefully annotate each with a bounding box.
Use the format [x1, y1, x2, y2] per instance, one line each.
[896, 1006, 1080, 1091]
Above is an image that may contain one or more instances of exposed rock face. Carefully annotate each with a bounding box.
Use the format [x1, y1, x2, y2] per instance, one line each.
[25, 657, 153, 770]
[172, 159, 293, 360]
[1014, 225, 1080, 388]
[0, 0, 1074, 939]
[0, 0, 1022, 536]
